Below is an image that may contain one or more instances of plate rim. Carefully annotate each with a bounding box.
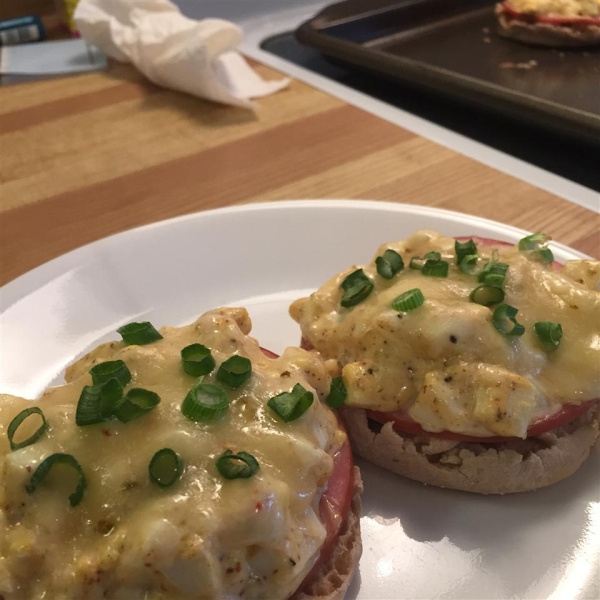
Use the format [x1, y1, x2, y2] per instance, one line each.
[1, 199, 590, 310]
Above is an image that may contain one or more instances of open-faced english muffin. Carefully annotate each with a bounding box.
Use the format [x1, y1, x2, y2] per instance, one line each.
[0, 308, 361, 600]
[495, 0, 600, 46]
[291, 230, 599, 494]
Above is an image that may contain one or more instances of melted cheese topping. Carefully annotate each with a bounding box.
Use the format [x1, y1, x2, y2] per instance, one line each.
[0, 308, 343, 600]
[506, 0, 600, 17]
[290, 231, 600, 438]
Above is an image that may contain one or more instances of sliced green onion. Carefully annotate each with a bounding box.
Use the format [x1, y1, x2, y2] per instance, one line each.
[181, 344, 215, 377]
[409, 257, 424, 270]
[326, 377, 347, 408]
[519, 233, 554, 264]
[99, 378, 125, 419]
[114, 388, 160, 423]
[340, 269, 374, 307]
[217, 355, 252, 389]
[89, 360, 131, 387]
[482, 262, 509, 287]
[26, 453, 87, 507]
[518, 232, 550, 251]
[455, 239, 478, 265]
[7, 407, 48, 451]
[460, 254, 480, 275]
[477, 250, 499, 282]
[422, 259, 449, 277]
[470, 285, 505, 306]
[76, 379, 124, 426]
[534, 247, 554, 264]
[117, 321, 163, 345]
[392, 288, 425, 312]
[410, 252, 441, 270]
[268, 384, 314, 423]
[376, 249, 404, 279]
[534, 321, 563, 351]
[181, 382, 229, 422]
[149, 448, 183, 488]
[492, 304, 525, 337]
[216, 449, 260, 480]
[341, 269, 367, 291]
[341, 280, 374, 307]
[76, 386, 103, 426]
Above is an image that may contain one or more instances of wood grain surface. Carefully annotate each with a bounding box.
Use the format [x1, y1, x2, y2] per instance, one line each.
[0, 60, 598, 287]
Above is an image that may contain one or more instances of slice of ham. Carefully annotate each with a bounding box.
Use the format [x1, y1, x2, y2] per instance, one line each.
[260, 346, 356, 590]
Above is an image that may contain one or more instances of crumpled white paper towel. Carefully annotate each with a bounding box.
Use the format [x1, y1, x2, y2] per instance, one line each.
[74, 0, 289, 109]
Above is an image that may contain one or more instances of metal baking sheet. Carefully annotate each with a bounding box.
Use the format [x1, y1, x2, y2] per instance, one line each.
[296, 0, 600, 145]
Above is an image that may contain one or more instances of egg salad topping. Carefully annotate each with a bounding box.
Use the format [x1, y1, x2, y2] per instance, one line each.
[291, 231, 600, 438]
[0, 308, 343, 600]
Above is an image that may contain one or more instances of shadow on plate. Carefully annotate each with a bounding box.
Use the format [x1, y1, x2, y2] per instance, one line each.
[357, 444, 599, 549]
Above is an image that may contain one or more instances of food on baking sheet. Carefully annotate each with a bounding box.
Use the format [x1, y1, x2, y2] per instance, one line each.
[291, 230, 599, 494]
[0, 308, 361, 600]
[495, 0, 600, 46]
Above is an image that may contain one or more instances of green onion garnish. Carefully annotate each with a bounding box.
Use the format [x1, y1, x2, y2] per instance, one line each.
[410, 252, 441, 270]
[536, 248, 554, 264]
[268, 384, 314, 422]
[409, 257, 423, 270]
[392, 288, 425, 312]
[75, 378, 124, 426]
[76, 386, 103, 426]
[518, 232, 554, 264]
[99, 378, 125, 419]
[181, 382, 229, 422]
[26, 453, 87, 507]
[117, 321, 163, 345]
[470, 285, 505, 306]
[460, 254, 480, 275]
[492, 304, 525, 337]
[217, 355, 252, 389]
[341, 268, 368, 291]
[326, 376, 347, 408]
[518, 232, 549, 251]
[114, 388, 160, 423]
[376, 249, 404, 280]
[422, 259, 449, 277]
[481, 262, 509, 287]
[149, 448, 183, 488]
[89, 360, 131, 387]
[534, 321, 563, 351]
[477, 251, 499, 282]
[455, 239, 477, 265]
[181, 344, 215, 377]
[340, 269, 374, 307]
[216, 449, 260, 480]
[7, 407, 48, 451]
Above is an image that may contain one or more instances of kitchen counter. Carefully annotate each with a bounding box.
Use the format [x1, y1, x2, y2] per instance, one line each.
[0, 57, 597, 286]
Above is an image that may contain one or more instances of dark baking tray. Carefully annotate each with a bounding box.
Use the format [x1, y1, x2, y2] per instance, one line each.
[296, 0, 600, 145]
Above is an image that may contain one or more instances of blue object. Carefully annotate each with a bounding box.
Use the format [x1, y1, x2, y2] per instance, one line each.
[0, 39, 107, 76]
[0, 15, 46, 46]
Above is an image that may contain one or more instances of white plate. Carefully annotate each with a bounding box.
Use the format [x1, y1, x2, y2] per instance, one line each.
[1, 200, 598, 600]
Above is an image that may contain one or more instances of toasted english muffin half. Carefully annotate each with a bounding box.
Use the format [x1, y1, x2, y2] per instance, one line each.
[291, 231, 600, 494]
[495, 2, 600, 46]
[344, 406, 599, 494]
[0, 308, 361, 600]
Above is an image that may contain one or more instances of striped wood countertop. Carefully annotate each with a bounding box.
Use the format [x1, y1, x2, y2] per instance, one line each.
[1, 60, 598, 286]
